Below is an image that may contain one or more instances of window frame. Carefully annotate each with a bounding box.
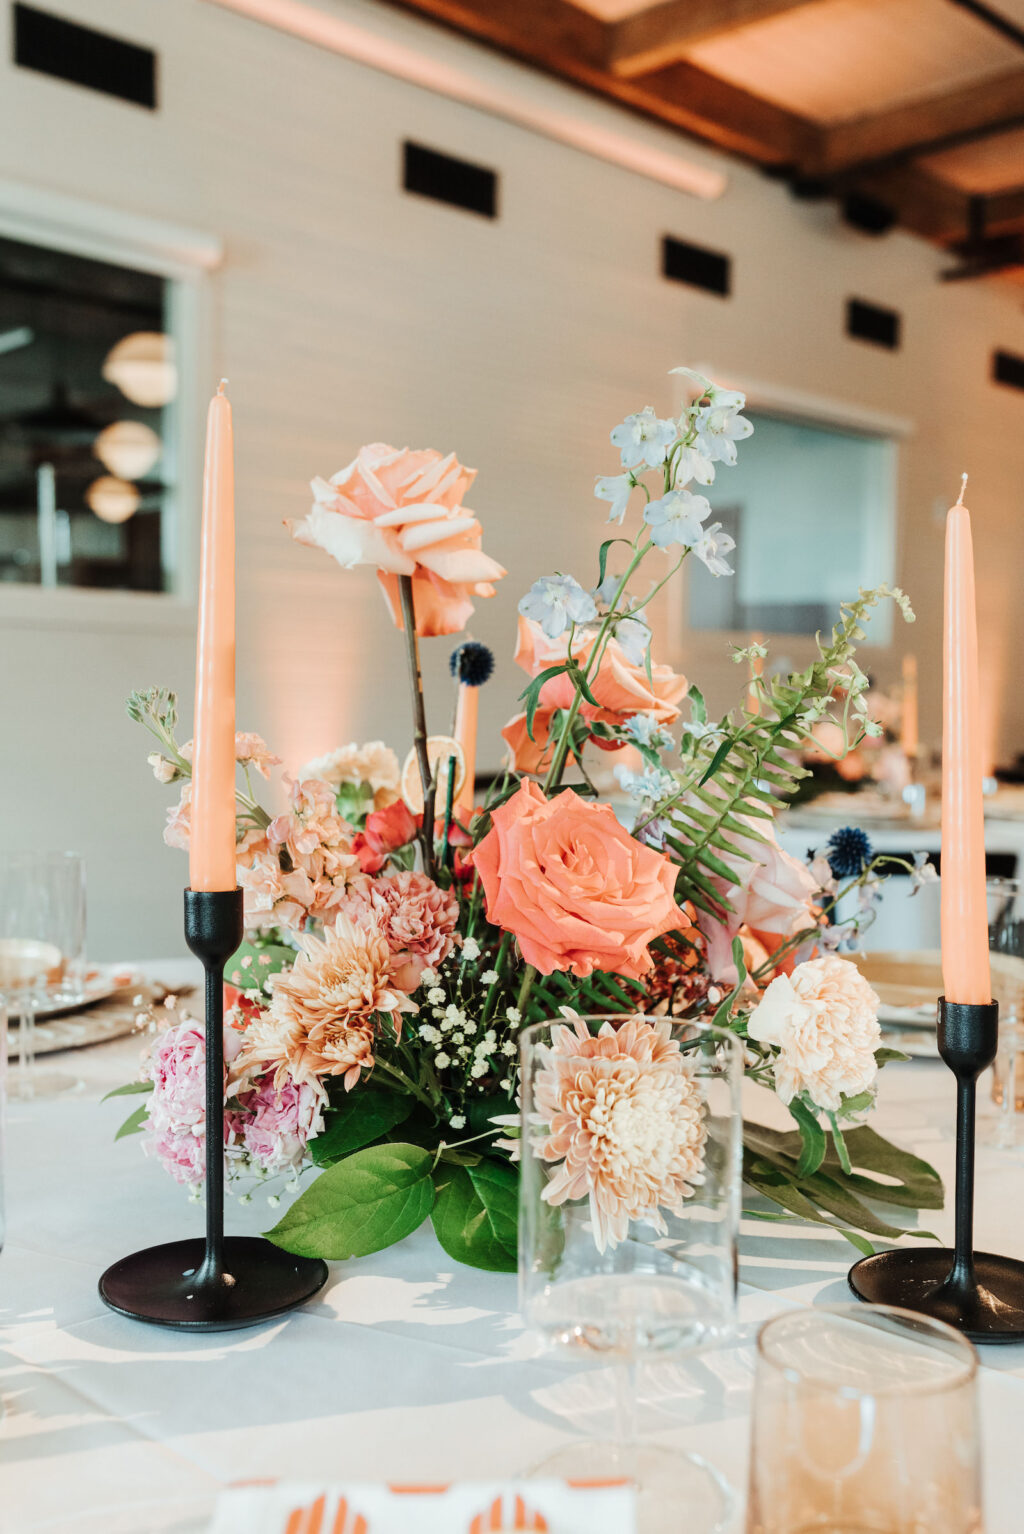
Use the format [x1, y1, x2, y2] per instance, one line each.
[0, 178, 222, 632]
[666, 372, 912, 660]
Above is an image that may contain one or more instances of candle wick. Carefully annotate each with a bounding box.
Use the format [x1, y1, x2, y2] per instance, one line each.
[956, 472, 968, 506]
[217, 378, 228, 396]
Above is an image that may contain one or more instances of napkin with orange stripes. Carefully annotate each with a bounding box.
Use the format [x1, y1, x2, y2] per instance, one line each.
[207, 1479, 635, 1532]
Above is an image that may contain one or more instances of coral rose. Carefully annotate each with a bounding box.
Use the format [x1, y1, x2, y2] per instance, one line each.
[471, 780, 681, 979]
[533, 1014, 706, 1252]
[352, 799, 419, 874]
[242, 913, 416, 1093]
[747, 954, 881, 1112]
[290, 443, 506, 637]
[502, 616, 687, 773]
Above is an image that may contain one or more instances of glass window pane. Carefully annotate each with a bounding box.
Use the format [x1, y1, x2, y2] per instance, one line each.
[687, 411, 896, 636]
[0, 235, 176, 593]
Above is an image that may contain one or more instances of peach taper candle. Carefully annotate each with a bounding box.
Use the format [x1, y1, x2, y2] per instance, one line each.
[941, 474, 991, 1005]
[189, 380, 237, 893]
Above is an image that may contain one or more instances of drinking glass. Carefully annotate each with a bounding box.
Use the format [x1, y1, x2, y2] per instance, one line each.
[985, 876, 1024, 1148]
[0, 852, 86, 1097]
[519, 1012, 743, 1534]
[746, 1304, 981, 1534]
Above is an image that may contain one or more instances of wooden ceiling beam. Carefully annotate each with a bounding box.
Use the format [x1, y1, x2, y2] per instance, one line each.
[380, 0, 823, 165]
[607, 0, 823, 79]
[636, 60, 819, 163]
[809, 68, 1024, 177]
[842, 163, 971, 243]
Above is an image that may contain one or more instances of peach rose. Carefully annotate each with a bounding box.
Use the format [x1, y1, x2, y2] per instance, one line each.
[471, 780, 682, 979]
[502, 616, 686, 773]
[289, 443, 506, 637]
[747, 954, 881, 1111]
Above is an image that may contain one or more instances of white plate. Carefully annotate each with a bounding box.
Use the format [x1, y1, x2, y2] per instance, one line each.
[32, 964, 142, 1021]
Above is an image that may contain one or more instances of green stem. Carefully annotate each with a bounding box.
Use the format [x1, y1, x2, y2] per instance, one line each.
[482, 932, 513, 1023]
[371, 1055, 438, 1113]
[516, 964, 537, 1016]
[398, 574, 437, 878]
[542, 540, 652, 793]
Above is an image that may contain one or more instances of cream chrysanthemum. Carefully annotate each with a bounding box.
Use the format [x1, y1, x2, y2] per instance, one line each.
[300, 741, 400, 808]
[242, 914, 416, 1093]
[747, 954, 881, 1112]
[534, 1014, 706, 1252]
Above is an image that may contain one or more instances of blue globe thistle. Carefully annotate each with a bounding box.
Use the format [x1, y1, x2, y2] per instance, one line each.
[826, 826, 873, 879]
[449, 641, 494, 687]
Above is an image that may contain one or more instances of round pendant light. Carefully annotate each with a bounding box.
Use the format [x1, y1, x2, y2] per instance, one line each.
[86, 476, 140, 524]
[101, 332, 177, 407]
[94, 420, 162, 479]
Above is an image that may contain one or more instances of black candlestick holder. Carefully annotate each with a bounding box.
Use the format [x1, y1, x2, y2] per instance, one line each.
[849, 996, 1024, 1343]
[98, 888, 329, 1331]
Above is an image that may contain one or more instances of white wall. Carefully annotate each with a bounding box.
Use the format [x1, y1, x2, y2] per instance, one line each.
[3, 0, 1024, 958]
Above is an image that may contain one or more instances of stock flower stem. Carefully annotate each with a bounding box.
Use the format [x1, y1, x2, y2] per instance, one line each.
[398, 574, 437, 879]
[542, 541, 651, 794]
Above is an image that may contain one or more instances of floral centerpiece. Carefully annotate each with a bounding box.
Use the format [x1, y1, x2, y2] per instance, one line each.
[114, 369, 941, 1270]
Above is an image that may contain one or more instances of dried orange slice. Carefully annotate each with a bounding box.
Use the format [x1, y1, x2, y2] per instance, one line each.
[400, 736, 466, 815]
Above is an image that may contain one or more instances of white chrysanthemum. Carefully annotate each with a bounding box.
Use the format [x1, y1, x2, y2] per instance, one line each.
[299, 741, 400, 806]
[534, 1015, 706, 1252]
[748, 954, 881, 1112]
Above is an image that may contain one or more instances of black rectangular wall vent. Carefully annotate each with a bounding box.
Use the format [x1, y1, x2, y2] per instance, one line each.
[13, 4, 156, 108]
[993, 350, 1024, 392]
[846, 297, 901, 350]
[402, 142, 497, 219]
[661, 236, 731, 296]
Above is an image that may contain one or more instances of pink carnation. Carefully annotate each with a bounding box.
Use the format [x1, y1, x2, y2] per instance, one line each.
[236, 1074, 324, 1173]
[336, 871, 460, 991]
[142, 1018, 242, 1186]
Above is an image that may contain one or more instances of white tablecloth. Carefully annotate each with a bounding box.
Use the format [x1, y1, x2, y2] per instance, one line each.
[3, 960, 1024, 1534]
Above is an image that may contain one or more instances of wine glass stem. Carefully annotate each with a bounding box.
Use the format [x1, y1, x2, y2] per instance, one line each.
[18, 1001, 35, 1097]
[612, 1354, 639, 1480]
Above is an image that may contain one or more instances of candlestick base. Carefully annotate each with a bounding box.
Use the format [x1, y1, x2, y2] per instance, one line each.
[99, 1236, 329, 1332]
[848, 1249, 1024, 1343]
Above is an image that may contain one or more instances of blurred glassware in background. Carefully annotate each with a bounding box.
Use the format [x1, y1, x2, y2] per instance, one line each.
[0, 852, 85, 1098]
[518, 1013, 742, 1534]
[746, 1305, 981, 1534]
[985, 876, 1024, 1150]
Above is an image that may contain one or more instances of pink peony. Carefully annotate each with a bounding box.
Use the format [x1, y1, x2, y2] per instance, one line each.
[289, 443, 506, 638]
[533, 1015, 706, 1252]
[236, 1074, 324, 1174]
[142, 1017, 242, 1186]
[747, 954, 881, 1112]
[336, 871, 460, 991]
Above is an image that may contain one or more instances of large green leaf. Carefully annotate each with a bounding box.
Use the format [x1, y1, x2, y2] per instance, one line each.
[431, 1160, 518, 1272]
[787, 1095, 827, 1178]
[310, 1083, 412, 1167]
[265, 1143, 434, 1259]
[743, 1121, 943, 1210]
[102, 1080, 153, 1101]
[115, 1103, 149, 1140]
[743, 1113, 943, 1249]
